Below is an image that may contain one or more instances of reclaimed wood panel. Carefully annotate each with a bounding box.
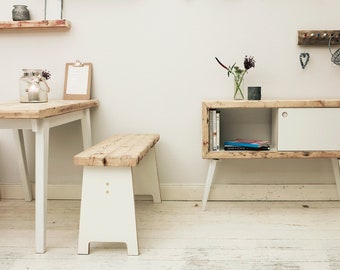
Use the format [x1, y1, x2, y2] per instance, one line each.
[0, 20, 70, 30]
[204, 150, 340, 159]
[73, 134, 160, 167]
[202, 99, 340, 109]
[297, 30, 340, 46]
[0, 99, 98, 119]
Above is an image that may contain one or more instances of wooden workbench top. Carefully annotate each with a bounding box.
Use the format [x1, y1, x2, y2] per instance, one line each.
[0, 99, 99, 119]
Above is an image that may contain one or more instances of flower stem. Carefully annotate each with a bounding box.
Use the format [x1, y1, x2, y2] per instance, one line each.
[234, 71, 246, 99]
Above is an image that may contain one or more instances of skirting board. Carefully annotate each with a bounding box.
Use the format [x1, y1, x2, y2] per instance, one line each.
[0, 183, 339, 201]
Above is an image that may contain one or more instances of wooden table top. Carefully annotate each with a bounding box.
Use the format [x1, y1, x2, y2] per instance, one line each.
[0, 99, 99, 119]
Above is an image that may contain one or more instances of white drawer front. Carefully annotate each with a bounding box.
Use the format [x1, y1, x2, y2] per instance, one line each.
[277, 108, 340, 151]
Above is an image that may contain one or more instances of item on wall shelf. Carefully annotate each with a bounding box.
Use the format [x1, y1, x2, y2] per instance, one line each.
[44, 0, 63, 20]
[248, 86, 261, 100]
[328, 36, 340, 66]
[12, 5, 30, 21]
[64, 60, 92, 100]
[215, 56, 256, 100]
[19, 69, 51, 103]
[299, 52, 310, 69]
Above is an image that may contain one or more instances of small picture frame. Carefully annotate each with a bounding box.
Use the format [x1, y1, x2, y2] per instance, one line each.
[63, 61, 92, 100]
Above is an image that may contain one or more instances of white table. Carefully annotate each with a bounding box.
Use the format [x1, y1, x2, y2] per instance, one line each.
[0, 99, 98, 253]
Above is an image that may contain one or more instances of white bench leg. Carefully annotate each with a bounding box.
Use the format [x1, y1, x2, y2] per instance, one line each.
[132, 147, 161, 203]
[78, 166, 139, 256]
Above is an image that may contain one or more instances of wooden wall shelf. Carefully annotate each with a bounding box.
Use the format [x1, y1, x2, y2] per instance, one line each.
[0, 20, 71, 31]
[298, 30, 340, 46]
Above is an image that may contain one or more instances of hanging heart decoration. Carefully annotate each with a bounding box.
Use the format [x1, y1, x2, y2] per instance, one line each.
[299, 52, 310, 69]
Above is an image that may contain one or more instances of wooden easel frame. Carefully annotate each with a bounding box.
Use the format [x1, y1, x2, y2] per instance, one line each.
[63, 61, 92, 100]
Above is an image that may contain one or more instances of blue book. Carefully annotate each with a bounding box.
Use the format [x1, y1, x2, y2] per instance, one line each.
[224, 144, 270, 151]
[224, 139, 269, 149]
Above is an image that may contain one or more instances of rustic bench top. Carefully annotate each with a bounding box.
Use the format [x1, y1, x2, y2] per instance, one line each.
[74, 134, 160, 167]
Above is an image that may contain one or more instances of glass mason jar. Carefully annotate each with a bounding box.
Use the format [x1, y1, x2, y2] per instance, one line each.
[12, 5, 30, 21]
[19, 69, 50, 103]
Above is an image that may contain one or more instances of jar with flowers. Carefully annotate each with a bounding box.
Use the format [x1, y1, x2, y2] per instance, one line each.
[215, 55, 255, 100]
[19, 69, 51, 103]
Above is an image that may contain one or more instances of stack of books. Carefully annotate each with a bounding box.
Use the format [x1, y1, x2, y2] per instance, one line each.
[209, 109, 220, 151]
[224, 139, 270, 151]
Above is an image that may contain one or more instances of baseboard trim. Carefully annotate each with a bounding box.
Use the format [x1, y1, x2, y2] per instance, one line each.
[0, 184, 82, 200]
[0, 183, 338, 201]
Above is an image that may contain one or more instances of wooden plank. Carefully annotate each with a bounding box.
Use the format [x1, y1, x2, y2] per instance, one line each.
[0, 20, 70, 30]
[204, 150, 340, 159]
[73, 134, 160, 167]
[202, 99, 340, 109]
[202, 102, 210, 158]
[0, 99, 99, 119]
[297, 30, 340, 46]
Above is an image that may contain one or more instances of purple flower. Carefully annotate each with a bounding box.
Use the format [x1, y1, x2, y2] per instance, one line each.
[243, 55, 255, 70]
[215, 55, 256, 77]
[41, 70, 51, 80]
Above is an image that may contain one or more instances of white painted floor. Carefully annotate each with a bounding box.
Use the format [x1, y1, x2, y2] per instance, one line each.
[1, 199, 340, 270]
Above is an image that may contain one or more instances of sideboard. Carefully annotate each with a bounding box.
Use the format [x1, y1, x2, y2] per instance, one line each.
[202, 100, 340, 210]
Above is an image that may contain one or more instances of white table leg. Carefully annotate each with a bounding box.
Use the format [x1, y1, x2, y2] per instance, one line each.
[12, 129, 32, 201]
[331, 158, 340, 199]
[34, 119, 50, 254]
[202, 159, 218, 211]
[81, 109, 92, 149]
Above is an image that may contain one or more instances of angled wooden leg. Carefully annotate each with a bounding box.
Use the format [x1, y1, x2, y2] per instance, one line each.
[12, 129, 32, 201]
[132, 147, 161, 203]
[202, 159, 218, 211]
[331, 158, 340, 200]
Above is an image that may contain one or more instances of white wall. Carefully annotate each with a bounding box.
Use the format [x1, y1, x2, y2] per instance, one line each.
[0, 1, 340, 196]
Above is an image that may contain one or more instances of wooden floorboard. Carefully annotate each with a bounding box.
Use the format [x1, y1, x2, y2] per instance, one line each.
[1, 200, 340, 269]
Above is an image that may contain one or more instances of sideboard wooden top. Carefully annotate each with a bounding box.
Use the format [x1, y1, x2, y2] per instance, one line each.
[0, 99, 99, 119]
[202, 99, 340, 108]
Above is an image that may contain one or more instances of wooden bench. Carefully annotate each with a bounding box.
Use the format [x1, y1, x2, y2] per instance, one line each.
[73, 134, 161, 256]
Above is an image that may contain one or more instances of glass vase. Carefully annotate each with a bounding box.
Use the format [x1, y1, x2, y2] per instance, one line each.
[233, 72, 245, 100]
